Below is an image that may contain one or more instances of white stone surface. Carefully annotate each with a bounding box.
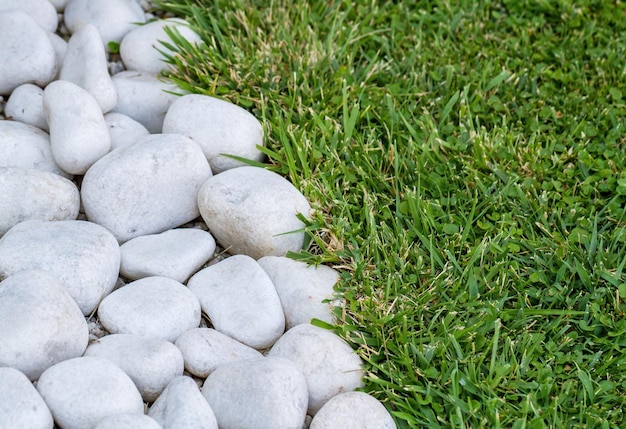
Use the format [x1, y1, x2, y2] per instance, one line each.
[197, 166, 311, 259]
[162, 94, 264, 173]
[0, 270, 88, 380]
[310, 391, 397, 429]
[0, 167, 79, 236]
[174, 328, 263, 378]
[0, 220, 121, 315]
[149, 376, 218, 429]
[104, 112, 150, 150]
[4, 84, 48, 131]
[60, 24, 118, 113]
[188, 255, 285, 350]
[82, 133, 212, 242]
[202, 357, 308, 429]
[0, 0, 58, 33]
[37, 356, 144, 429]
[49, 0, 69, 12]
[43, 80, 111, 175]
[268, 323, 364, 415]
[84, 334, 184, 402]
[94, 413, 163, 429]
[46, 32, 68, 81]
[98, 276, 201, 342]
[258, 256, 340, 329]
[121, 18, 202, 74]
[0, 11, 56, 95]
[0, 367, 54, 429]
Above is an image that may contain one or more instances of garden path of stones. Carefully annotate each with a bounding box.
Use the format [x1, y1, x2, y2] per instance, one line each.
[0, 1, 398, 428]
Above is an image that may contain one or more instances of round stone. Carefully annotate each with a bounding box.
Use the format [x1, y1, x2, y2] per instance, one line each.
[4, 84, 48, 131]
[98, 276, 201, 342]
[0, 0, 58, 32]
[310, 391, 397, 429]
[94, 413, 162, 429]
[104, 112, 149, 151]
[0, 367, 54, 429]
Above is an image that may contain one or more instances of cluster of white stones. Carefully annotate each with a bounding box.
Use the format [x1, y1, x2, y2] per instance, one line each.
[0, 0, 397, 428]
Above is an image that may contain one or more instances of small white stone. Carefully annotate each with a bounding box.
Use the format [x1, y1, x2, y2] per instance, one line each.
[43, 80, 111, 175]
[174, 328, 263, 378]
[0, 0, 58, 33]
[197, 166, 311, 259]
[84, 334, 184, 402]
[162, 94, 264, 173]
[188, 255, 285, 350]
[0, 270, 88, 380]
[0, 367, 54, 429]
[94, 413, 163, 429]
[268, 323, 364, 415]
[98, 276, 201, 342]
[121, 18, 202, 74]
[202, 357, 308, 429]
[37, 356, 144, 429]
[310, 391, 397, 429]
[0, 167, 79, 236]
[4, 84, 48, 131]
[60, 24, 118, 113]
[46, 32, 68, 80]
[104, 112, 149, 151]
[120, 229, 216, 283]
[149, 376, 218, 429]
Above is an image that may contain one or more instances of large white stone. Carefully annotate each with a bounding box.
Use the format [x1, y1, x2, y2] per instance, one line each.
[0, 220, 121, 315]
[43, 80, 111, 175]
[202, 357, 308, 429]
[60, 24, 118, 113]
[174, 328, 263, 378]
[94, 413, 162, 429]
[258, 256, 340, 329]
[84, 334, 184, 402]
[98, 276, 201, 342]
[112, 71, 180, 133]
[310, 391, 397, 429]
[0, 11, 56, 95]
[4, 84, 48, 131]
[0, 270, 88, 380]
[120, 229, 216, 283]
[162, 94, 264, 173]
[104, 112, 149, 151]
[268, 323, 364, 415]
[0, 0, 58, 33]
[82, 133, 212, 242]
[197, 166, 311, 259]
[0, 367, 54, 429]
[0, 167, 79, 236]
[121, 18, 202, 74]
[188, 255, 285, 350]
[149, 376, 218, 429]
[37, 356, 144, 429]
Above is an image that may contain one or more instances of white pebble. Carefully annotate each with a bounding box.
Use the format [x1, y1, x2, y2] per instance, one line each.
[0, 367, 54, 429]
[104, 112, 149, 150]
[4, 84, 48, 131]
[0, 0, 58, 33]
[94, 413, 163, 429]
[310, 391, 397, 429]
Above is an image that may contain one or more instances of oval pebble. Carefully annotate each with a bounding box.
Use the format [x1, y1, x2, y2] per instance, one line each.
[0, 367, 54, 429]
[4, 84, 48, 131]
[310, 391, 397, 429]
[0, 0, 58, 33]
[0, 121, 66, 175]
[94, 413, 162, 429]
[98, 276, 201, 342]
[174, 328, 263, 378]
[0, 270, 88, 381]
[37, 356, 144, 429]
[268, 323, 365, 415]
[104, 112, 149, 151]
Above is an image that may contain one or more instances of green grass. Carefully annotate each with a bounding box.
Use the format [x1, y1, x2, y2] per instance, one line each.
[153, 0, 626, 427]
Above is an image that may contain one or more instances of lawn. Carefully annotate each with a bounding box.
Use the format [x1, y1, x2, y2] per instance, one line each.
[153, 0, 626, 427]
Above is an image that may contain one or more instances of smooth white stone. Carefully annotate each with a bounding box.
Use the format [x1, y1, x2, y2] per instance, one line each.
[268, 323, 364, 415]
[197, 166, 311, 259]
[0, 270, 88, 380]
[310, 391, 397, 429]
[0, 167, 79, 236]
[149, 376, 218, 429]
[104, 112, 149, 150]
[82, 133, 212, 242]
[4, 84, 48, 131]
[112, 71, 180, 133]
[60, 24, 118, 113]
[64, 0, 146, 47]
[46, 32, 68, 80]
[120, 229, 216, 283]
[0, 220, 121, 315]
[94, 413, 163, 429]
[43, 80, 111, 175]
[174, 328, 263, 378]
[98, 276, 201, 342]
[188, 255, 285, 350]
[258, 256, 340, 329]
[0, 11, 56, 95]
[0, 0, 58, 32]
[84, 334, 184, 402]
[121, 18, 202, 74]
[37, 356, 144, 429]
[202, 357, 308, 429]
[162, 94, 264, 173]
[0, 367, 54, 429]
